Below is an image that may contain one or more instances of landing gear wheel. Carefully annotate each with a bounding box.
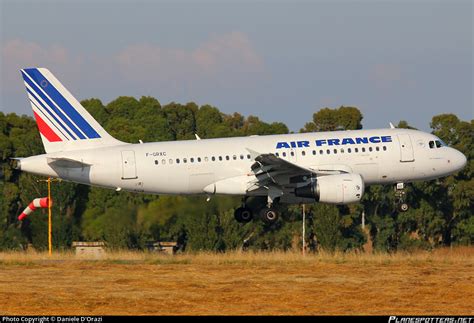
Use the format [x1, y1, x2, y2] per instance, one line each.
[260, 208, 279, 224]
[234, 207, 253, 223]
[394, 183, 409, 213]
[399, 203, 409, 212]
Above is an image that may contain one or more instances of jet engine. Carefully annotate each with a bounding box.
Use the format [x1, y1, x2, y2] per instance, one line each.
[294, 173, 364, 204]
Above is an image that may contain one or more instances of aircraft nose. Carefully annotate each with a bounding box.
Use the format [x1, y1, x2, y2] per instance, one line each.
[450, 149, 467, 172]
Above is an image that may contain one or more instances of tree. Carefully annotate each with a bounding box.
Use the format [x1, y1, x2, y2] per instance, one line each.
[302, 106, 363, 132]
[162, 102, 197, 140]
[1, 97, 471, 252]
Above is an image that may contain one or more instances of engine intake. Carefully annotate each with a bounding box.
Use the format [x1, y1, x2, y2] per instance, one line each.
[295, 173, 364, 204]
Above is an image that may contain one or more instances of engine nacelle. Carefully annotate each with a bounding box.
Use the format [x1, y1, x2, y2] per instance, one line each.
[294, 173, 365, 204]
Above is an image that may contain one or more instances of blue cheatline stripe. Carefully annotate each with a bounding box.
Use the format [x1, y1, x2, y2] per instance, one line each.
[26, 86, 76, 140]
[24, 68, 101, 139]
[22, 71, 85, 139]
[30, 98, 69, 140]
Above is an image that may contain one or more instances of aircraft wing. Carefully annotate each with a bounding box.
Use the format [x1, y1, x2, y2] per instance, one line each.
[246, 148, 350, 192]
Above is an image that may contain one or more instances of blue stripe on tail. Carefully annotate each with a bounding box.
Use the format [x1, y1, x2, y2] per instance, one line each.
[26, 86, 76, 140]
[22, 71, 83, 139]
[29, 97, 69, 140]
[23, 68, 101, 139]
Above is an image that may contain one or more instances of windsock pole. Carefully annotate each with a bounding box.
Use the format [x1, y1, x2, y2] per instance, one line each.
[18, 177, 58, 256]
[48, 177, 52, 256]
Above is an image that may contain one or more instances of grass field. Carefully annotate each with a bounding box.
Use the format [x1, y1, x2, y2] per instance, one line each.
[0, 248, 473, 315]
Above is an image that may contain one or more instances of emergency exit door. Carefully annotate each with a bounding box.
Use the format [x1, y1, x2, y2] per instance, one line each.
[397, 134, 415, 162]
[121, 150, 138, 179]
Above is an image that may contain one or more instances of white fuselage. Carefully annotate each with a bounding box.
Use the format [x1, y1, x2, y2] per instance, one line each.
[19, 128, 467, 199]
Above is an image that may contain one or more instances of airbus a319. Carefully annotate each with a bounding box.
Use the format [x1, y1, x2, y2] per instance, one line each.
[15, 68, 467, 223]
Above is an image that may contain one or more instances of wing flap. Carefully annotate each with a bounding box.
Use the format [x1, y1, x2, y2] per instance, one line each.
[246, 148, 352, 189]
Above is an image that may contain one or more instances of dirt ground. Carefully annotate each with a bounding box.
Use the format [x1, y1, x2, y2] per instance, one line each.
[0, 249, 472, 315]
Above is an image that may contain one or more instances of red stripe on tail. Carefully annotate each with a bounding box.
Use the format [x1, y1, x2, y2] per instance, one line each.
[33, 111, 62, 142]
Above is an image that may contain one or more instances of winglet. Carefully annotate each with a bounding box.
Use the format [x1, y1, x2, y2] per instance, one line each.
[389, 122, 396, 129]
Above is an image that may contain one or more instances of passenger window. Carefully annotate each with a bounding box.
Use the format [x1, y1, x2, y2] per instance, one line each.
[211, 157, 215, 161]
[376, 147, 379, 152]
[162, 159, 166, 164]
[169, 159, 173, 164]
[348, 148, 352, 153]
[320, 150, 323, 155]
[190, 157, 194, 163]
[301, 151, 306, 156]
[362, 148, 366, 153]
[355, 148, 359, 153]
[183, 158, 187, 163]
[233, 155, 237, 160]
[205, 157, 209, 162]
[290, 151, 294, 157]
[429, 141, 435, 149]
[333, 149, 337, 154]
[240, 155, 244, 160]
[369, 147, 373, 152]
[154, 160, 158, 165]
[226, 156, 230, 161]
[247, 154, 251, 159]
[340, 148, 344, 153]
[275, 152, 279, 157]
[218, 156, 223, 161]
[176, 158, 180, 164]
[383, 146, 387, 151]
[282, 152, 287, 157]
[197, 157, 201, 162]
[312, 150, 316, 155]
[327, 149, 330, 154]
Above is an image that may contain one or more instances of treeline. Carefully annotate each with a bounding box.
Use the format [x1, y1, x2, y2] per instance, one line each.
[0, 98, 472, 252]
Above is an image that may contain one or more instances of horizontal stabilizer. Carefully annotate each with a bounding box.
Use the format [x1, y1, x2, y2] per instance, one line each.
[47, 157, 91, 168]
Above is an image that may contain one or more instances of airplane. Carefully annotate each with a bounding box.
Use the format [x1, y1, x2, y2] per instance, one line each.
[14, 68, 467, 223]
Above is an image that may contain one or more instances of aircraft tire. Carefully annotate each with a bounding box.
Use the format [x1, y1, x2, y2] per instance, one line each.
[399, 203, 409, 212]
[234, 207, 253, 223]
[260, 208, 279, 224]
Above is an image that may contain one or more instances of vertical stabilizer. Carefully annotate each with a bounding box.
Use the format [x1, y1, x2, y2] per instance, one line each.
[21, 67, 123, 153]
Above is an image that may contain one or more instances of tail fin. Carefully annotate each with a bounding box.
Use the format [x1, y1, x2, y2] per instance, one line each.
[21, 67, 123, 153]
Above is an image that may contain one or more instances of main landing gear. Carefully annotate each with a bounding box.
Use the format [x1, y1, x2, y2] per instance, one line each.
[394, 183, 409, 212]
[259, 207, 279, 224]
[234, 206, 253, 223]
[233, 197, 280, 224]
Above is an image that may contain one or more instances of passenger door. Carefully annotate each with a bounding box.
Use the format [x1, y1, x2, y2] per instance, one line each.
[398, 134, 415, 162]
[121, 150, 138, 179]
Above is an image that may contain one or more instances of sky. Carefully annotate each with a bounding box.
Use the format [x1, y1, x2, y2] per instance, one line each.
[1, 0, 472, 132]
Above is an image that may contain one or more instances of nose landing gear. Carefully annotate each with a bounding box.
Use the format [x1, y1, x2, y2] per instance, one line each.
[395, 183, 409, 212]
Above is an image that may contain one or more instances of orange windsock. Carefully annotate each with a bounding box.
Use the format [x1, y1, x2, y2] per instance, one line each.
[18, 197, 51, 221]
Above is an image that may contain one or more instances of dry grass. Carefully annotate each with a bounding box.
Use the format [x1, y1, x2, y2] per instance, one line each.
[0, 247, 473, 315]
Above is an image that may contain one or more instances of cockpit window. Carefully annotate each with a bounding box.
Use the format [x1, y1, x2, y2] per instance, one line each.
[429, 139, 447, 149]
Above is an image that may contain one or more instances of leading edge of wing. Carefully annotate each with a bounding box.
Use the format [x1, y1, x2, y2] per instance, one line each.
[246, 148, 351, 176]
